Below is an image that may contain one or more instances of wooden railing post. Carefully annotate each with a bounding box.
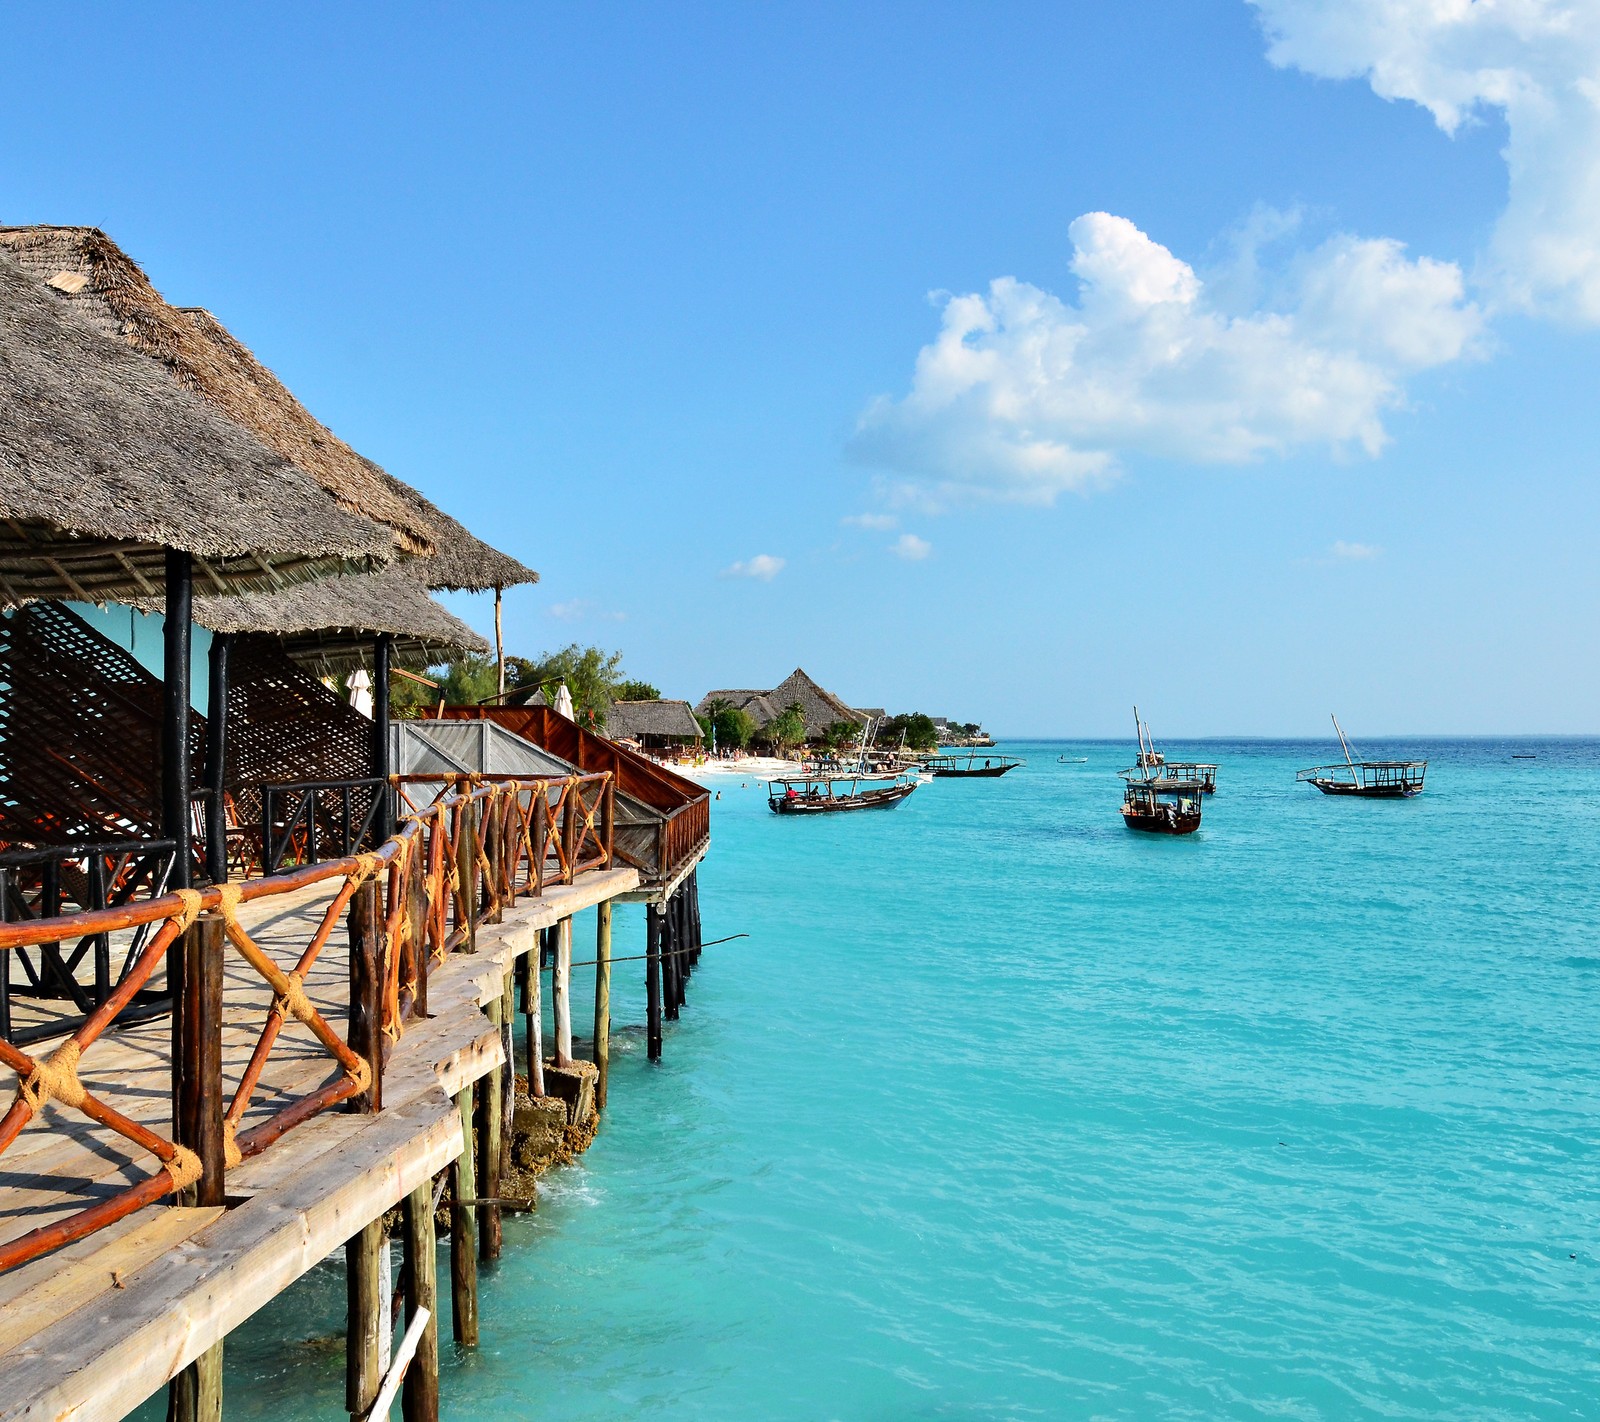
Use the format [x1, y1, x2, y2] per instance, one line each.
[562, 778, 579, 883]
[407, 841, 428, 1022]
[485, 791, 504, 925]
[455, 794, 478, 953]
[601, 775, 615, 867]
[347, 879, 383, 1114]
[168, 910, 225, 1422]
[531, 789, 548, 897]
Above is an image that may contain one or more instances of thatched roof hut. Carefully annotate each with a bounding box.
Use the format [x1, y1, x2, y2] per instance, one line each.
[0, 226, 540, 593]
[183, 567, 490, 674]
[606, 699, 705, 746]
[696, 668, 879, 740]
[0, 251, 393, 604]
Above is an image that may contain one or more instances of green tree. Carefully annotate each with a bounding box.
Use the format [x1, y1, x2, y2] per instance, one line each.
[879, 711, 940, 752]
[697, 699, 755, 752]
[766, 701, 806, 754]
[507, 644, 626, 728]
[388, 655, 496, 718]
[819, 719, 859, 751]
[614, 679, 661, 702]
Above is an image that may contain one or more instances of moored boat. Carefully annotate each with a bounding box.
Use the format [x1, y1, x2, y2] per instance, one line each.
[767, 772, 917, 814]
[1121, 777, 1204, 834]
[924, 752, 1024, 778]
[1164, 761, 1218, 794]
[1297, 715, 1426, 798]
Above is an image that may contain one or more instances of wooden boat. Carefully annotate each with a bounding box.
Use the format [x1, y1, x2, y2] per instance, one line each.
[924, 753, 1023, 778]
[767, 772, 917, 814]
[1297, 714, 1426, 798]
[1164, 761, 1218, 794]
[1058, 755, 1088, 764]
[1121, 777, 1204, 834]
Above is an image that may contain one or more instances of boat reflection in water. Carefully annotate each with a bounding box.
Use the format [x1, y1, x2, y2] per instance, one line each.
[767, 771, 918, 815]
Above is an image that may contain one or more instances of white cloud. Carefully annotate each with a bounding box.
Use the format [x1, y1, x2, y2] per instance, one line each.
[841, 512, 898, 530]
[1251, 0, 1600, 321]
[853, 212, 1481, 502]
[722, 554, 785, 581]
[549, 598, 625, 622]
[892, 533, 932, 560]
[1330, 539, 1382, 561]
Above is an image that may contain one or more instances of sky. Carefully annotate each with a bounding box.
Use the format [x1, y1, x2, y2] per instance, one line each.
[4, 1, 1598, 736]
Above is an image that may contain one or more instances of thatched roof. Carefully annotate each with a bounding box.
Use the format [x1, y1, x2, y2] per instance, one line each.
[0, 225, 437, 555]
[183, 566, 490, 673]
[696, 669, 877, 737]
[0, 251, 393, 605]
[606, 699, 704, 742]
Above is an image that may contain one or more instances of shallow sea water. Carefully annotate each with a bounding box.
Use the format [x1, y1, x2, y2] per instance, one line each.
[136, 739, 1600, 1420]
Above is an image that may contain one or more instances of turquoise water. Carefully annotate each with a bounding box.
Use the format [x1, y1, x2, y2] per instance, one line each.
[142, 739, 1600, 1419]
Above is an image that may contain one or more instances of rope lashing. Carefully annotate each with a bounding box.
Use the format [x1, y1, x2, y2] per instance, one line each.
[223, 1118, 242, 1169]
[16, 1038, 88, 1114]
[171, 887, 205, 934]
[347, 1056, 372, 1094]
[162, 1144, 203, 1192]
[272, 971, 315, 1025]
[213, 883, 243, 919]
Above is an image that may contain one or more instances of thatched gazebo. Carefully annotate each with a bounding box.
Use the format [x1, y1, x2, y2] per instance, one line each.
[0, 248, 405, 884]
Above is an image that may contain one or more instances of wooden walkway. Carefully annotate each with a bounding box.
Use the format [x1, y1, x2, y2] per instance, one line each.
[0, 863, 637, 1422]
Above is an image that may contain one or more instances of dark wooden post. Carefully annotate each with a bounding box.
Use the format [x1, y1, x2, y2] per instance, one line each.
[346, 1217, 384, 1421]
[162, 549, 194, 890]
[663, 892, 681, 1021]
[167, 912, 224, 1422]
[646, 903, 662, 1062]
[476, 997, 504, 1261]
[373, 633, 394, 842]
[347, 880, 383, 1114]
[455, 797, 478, 953]
[202, 633, 231, 886]
[485, 792, 504, 925]
[594, 899, 612, 1109]
[407, 846, 429, 1021]
[450, 1087, 478, 1345]
[401, 1178, 439, 1422]
[563, 778, 579, 882]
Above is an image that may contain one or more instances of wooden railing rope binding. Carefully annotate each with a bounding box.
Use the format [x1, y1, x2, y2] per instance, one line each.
[0, 770, 614, 1274]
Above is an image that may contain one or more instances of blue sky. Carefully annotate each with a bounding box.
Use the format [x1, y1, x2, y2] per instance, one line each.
[4, 2, 1597, 735]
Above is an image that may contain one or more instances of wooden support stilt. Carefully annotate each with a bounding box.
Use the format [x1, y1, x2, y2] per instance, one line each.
[646, 903, 662, 1062]
[553, 916, 573, 1067]
[202, 633, 230, 886]
[663, 894, 680, 1022]
[401, 1179, 439, 1422]
[168, 913, 224, 1422]
[594, 899, 612, 1110]
[450, 1087, 478, 1346]
[346, 1219, 385, 1420]
[498, 971, 514, 1210]
[523, 948, 545, 1097]
[477, 996, 503, 1261]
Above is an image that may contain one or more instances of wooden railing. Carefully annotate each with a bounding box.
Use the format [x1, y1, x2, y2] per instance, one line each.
[0, 771, 613, 1274]
[436, 706, 709, 883]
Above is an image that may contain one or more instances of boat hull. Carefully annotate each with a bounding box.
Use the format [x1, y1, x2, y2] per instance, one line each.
[1307, 779, 1422, 799]
[930, 765, 1015, 778]
[1121, 808, 1202, 835]
[769, 782, 917, 814]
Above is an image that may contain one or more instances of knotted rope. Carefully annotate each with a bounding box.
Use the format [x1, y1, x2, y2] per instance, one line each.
[161, 1144, 203, 1192]
[223, 1118, 242, 1169]
[170, 887, 205, 934]
[16, 1038, 87, 1114]
[272, 970, 315, 1025]
[213, 883, 244, 920]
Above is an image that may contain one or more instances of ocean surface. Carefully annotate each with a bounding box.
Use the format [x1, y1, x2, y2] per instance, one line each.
[138, 739, 1600, 1420]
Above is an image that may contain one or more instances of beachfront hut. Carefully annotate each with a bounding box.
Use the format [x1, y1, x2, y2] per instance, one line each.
[695, 668, 881, 747]
[0, 247, 404, 893]
[605, 700, 705, 755]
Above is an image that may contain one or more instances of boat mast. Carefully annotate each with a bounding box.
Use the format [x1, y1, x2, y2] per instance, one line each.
[1332, 713, 1360, 782]
[1134, 705, 1150, 779]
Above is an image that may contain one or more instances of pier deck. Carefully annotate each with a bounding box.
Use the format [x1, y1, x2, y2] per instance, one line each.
[0, 864, 636, 1422]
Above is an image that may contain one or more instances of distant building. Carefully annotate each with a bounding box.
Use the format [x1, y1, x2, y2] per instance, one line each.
[605, 699, 705, 752]
[696, 668, 882, 745]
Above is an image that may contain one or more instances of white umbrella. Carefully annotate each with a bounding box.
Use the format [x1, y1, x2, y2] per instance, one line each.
[347, 668, 374, 719]
[554, 682, 576, 720]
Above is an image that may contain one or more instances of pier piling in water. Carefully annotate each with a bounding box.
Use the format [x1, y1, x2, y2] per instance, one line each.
[594, 900, 612, 1109]
[346, 1220, 385, 1421]
[478, 998, 504, 1261]
[646, 903, 663, 1061]
[451, 1086, 479, 1346]
[401, 1180, 439, 1422]
[554, 916, 573, 1067]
